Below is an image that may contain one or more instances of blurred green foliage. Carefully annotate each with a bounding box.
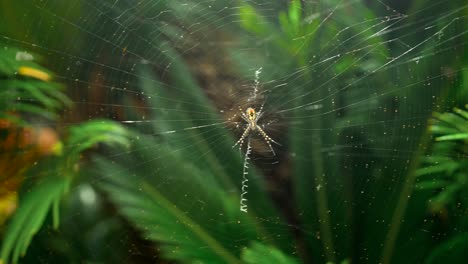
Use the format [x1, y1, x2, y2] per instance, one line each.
[417, 106, 468, 212]
[0, 47, 130, 263]
[0, 48, 71, 124]
[0, 0, 466, 263]
[94, 57, 291, 263]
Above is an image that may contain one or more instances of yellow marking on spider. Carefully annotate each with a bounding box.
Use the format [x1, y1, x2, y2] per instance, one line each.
[246, 107, 257, 129]
[233, 106, 279, 156]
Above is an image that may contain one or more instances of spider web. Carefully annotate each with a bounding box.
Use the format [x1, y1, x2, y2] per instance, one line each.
[1, 0, 466, 262]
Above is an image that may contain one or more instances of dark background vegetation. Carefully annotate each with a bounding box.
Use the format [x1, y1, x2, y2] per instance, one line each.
[0, 0, 466, 263]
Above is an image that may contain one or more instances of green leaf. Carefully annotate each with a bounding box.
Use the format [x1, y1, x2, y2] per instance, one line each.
[415, 180, 450, 190]
[242, 242, 300, 264]
[426, 233, 468, 264]
[0, 46, 72, 125]
[0, 49, 47, 77]
[67, 120, 130, 155]
[278, 12, 291, 36]
[238, 3, 270, 36]
[454, 107, 468, 119]
[288, 0, 301, 30]
[8, 103, 59, 120]
[429, 125, 458, 134]
[416, 161, 459, 177]
[0, 118, 129, 263]
[429, 184, 461, 210]
[434, 112, 467, 132]
[0, 177, 71, 264]
[96, 155, 242, 264]
[436, 133, 468, 141]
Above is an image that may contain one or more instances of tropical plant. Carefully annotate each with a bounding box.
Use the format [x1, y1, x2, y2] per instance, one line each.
[0, 47, 130, 263]
[91, 0, 467, 263]
[0, 0, 466, 263]
[413, 105, 468, 263]
[416, 106, 468, 211]
[0, 47, 69, 227]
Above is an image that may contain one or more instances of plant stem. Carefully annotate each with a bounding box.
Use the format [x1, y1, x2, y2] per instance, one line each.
[380, 128, 430, 264]
[380, 61, 457, 262]
[311, 129, 336, 263]
[296, 65, 336, 262]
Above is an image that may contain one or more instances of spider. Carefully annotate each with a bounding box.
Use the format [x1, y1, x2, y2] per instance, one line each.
[232, 105, 280, 156]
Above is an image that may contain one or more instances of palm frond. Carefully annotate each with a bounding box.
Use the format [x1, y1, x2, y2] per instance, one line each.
[0, 47, 71, 125]
[425, 233, 468, 264]
[241, 242, 300, 264]
[96, 152, 243, 263]
[0, 120, 130, 264]
[93, 55, 295, 262]
[0, 177, 71, 263]
[416, 106, 468, 210]
[95, 124, 293, 263]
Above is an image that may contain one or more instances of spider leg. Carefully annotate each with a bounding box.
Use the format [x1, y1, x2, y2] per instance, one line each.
[237, 106, 251, 123]
[226, 112, 237, 122]
[256, 94, 269, 116]
[256, 126, 280, 156]
[226, 110, 242, 128]
[233, 126, 250, 151]
[240, 113, 250, 123]
[257, 126, 281, 145]
[255, 111, 264, 122]
[226, 107, 248, 128]
[257, 100, 266, 114]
